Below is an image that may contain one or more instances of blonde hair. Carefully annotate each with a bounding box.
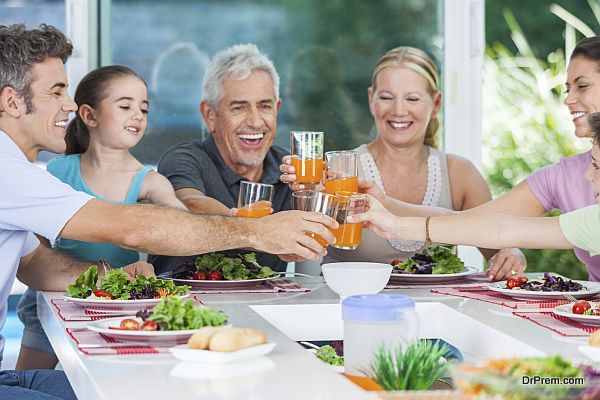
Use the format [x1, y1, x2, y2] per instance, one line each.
[371, 47, 440, 148]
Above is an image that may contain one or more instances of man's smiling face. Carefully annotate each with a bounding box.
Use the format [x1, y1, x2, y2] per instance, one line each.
[203, 70, 280, 173]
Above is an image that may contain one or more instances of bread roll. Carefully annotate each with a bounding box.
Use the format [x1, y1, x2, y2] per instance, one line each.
[208, 328, 267, 352]
[589, 329, 600, 347]
[188, 326, 230, 349]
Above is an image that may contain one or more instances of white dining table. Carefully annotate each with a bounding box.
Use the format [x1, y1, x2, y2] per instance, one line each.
[38, 275, 589, 400]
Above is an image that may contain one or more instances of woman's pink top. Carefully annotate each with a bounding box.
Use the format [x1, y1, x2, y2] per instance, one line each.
[527, 150, 600, 280]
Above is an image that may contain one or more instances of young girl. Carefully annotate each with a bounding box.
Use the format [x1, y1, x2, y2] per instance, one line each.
[348, 113, 600, 271]
[17, 65, 186, 370]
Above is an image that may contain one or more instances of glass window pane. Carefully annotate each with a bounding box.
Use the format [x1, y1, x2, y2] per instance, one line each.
[113, 0, 443, 164]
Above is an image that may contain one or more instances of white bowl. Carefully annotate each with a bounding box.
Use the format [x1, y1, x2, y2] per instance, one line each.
[321, 262, 392, 299]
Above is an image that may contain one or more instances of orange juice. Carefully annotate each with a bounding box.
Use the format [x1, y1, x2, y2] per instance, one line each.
[323, 176, 359, 195]
[306, 232, 329, 247]
[331, 222, 363, 250]
[291, 156, 324, 183]
[236, 200, 272, 218]
[342, 374, 383, 391]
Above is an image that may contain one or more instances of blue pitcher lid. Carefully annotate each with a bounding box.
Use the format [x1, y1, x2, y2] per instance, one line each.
[342, 294, 415, 322]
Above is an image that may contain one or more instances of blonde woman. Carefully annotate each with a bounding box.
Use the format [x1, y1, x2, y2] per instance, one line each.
[281, 47, 525, 280]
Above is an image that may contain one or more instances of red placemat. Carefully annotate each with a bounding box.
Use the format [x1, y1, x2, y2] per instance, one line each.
[190, 278, 311, 294]
[430, 286, 570, 310]
[513, 312, 598, 336]
[66, 328, 186, 355]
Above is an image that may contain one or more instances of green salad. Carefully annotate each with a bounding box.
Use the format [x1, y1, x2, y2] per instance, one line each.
[147, 297, 228, 330]
[391, 245, 465, 275]
[67, 265, 190, 300]
[195, 253, 275, 280]
[455, 356, 598, 400]
[316, 345, 344, 366]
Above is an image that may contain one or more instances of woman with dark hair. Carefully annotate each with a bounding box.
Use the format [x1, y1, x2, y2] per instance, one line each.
[352, 36, 600, 281]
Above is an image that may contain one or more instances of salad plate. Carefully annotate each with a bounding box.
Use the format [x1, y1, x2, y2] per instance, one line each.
[169, 342, 276, 364]
[87, 317, 201, 342]
[168, 274, 281, 290]
[553, 303, 600, 326]
[63, 294, 191, 312]
[388, 266, 479, 284]
[487, 281, 600, 300]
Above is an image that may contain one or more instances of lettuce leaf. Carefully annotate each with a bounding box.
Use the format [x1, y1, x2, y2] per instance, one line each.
[66, 265, 98, 298]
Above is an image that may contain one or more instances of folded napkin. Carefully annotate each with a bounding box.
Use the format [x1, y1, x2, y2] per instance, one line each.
[430, 287, 570, 310]
[66, 328, 187, 355]
[513, 311, 597, 336]
[190, 278, 311, 294]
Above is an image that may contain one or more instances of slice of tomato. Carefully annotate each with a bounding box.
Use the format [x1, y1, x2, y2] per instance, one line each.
[93, 289, 114, 299]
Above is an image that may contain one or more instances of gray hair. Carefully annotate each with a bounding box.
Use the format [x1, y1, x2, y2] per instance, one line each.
[0, 24, 73, 113]
[202, 44, 280, 109]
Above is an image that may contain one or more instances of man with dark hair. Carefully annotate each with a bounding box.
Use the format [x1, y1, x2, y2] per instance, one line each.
[0, 24, 335, 398]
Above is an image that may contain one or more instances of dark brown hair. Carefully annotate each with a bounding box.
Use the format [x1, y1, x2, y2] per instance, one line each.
[589, 112, 600, 146]
[0, 24, 72, 114]
[65, 65, 146, 154]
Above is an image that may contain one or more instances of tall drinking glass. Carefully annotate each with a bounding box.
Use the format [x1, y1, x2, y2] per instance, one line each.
[331, 191, 366, 250]
[290, 131, 324, 184]
[323, 150, 358, 195]
[291, 190, 339, 247]
[236, 181, 273, 218]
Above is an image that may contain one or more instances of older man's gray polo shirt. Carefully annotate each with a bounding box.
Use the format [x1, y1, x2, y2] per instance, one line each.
[148, 135, 291, 273]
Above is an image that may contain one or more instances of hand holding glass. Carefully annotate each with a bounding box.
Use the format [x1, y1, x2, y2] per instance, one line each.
[290, 131, 324, 184]
[331, 192, 367, 250]
[291, 190, 339, 247]
[236, 181, 273, 218]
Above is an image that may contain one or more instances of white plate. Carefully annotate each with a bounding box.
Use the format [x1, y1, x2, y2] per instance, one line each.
[169, 342, 276, 364]
[87, 317, 209, 342]
[579, 345, 600, 361]
[63, 294, 190, 313]
[388, 266, 479, 284]
[553, 303, 600, 326]
[487, 281, 600, 300]
[168, 274, 280, 290]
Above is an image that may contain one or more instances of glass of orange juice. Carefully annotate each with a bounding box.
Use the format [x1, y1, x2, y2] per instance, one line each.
[323, 150, 358, 195]
[291, 190, 339, 247]
[290, 131, 324, 184]
[236, 181, 273, 218]
[331, 191, 366, 250]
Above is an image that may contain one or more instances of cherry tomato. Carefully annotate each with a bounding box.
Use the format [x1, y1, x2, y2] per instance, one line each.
[572, 300, 591, 315]
[208, 271, 223, 280]
[192, 271, 208, 280]
[518, 277, 528, 285]
[93, 289, 114, 299]
[391, 258, 402, 267]
[140, 320, 158, 331]
[120, 318, 140, 330]
[506, 277, 521, 289]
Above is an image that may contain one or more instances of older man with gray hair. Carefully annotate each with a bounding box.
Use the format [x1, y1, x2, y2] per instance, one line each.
[149, 44, 293, 273]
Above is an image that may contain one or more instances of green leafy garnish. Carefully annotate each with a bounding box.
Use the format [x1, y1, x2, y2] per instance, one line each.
[316, 345, 344, 366]
[195, 253, 275, 280]
[100, 269, 130, 299]
[365, 340, 452, 391]
[126, 274, 189, 296]
[67, 265, 98, 298]
[148, 297, 228, 330]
